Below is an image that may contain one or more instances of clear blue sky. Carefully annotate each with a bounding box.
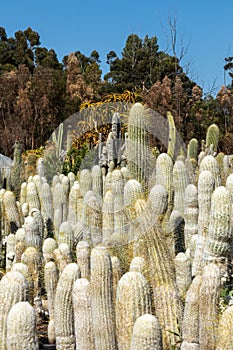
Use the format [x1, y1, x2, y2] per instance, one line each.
[1, 0, 233, 95]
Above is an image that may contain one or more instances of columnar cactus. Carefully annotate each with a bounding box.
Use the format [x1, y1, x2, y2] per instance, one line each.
[7, 301, 39, 350]
[124, 179, 144, 229]
[91, 164, 103, 200]
[206, 123, 219, 153]
[79, 169, 92, 197]
[24, 215, 42, 250]
[62, 175, 70, 198]
[67, 181, 83, 227]
[72, 278, 95, 350]
[42, 237, 57, 263]
[138, 214, 183, 349]
[154, 153, 173, 207]
[44, 261, 59, 320]
[184, 184, 198, 249]
[0, 271, 28, 350]
[6, 233, 16, 272]
[130, 314, 163, 350]
[111, 169, 126, 239]
[111, 255, 122, 309]
[90, 245, 117, 350]
[26, 181, 41, 211]
[102, 190, 114, 243]
[199, 263, 221, 350]
[40, 181, 53, 236]
[146, 184, 168, 223]
[53, 182, 68, 239]
[83, 191, 102, 246]
[2, 190, 21, 235]
[19, 182, 27, 206]
[167, 111, 176, 160]
[199, 154, 221, 188]
[187, 138, 198, 160]
[174, 252, 192, 300]
[76, 240, 91, 279]
[12, 262, 34, 304]
[181, 275, 202, 350]
[127, 103, 150, 189]
[192, 170, 215, 276]
[54, 263, 80, 350]
[57, 221, 74, 252]
[116, 271, 152, 350]
[54, 243, 72, 274]
[21, 247, 41, 299]
[173, 159, 188, 215]
[205, 186, 231, 265]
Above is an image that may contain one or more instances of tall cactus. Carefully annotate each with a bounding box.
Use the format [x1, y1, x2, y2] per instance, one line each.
[2, 190, 21, 235]
[130, 314, 163, 350]
[127, 103, 150, 189]
[199, 154, 221, 188]
[72, 278, 95, 350]
[116, 271, 152, 350]
[90, 245, 117, 350]
[76, 240, 91, 279]
[54, 263, 80, 350]
[7, 301, 39, 350]
[102, 189, 114, 243]
[192, 170, 215, 276]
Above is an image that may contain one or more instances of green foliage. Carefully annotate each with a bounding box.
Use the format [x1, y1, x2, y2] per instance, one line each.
[62, 143, 89, 175]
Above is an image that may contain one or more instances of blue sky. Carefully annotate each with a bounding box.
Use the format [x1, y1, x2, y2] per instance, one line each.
[1, 0, 233, 95]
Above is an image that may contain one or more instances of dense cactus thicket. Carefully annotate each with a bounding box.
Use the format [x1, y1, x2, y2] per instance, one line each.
[0, 103, 233, 350]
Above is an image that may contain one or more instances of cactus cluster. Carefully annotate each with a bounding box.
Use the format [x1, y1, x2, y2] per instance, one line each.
[0, 104, 233, 350]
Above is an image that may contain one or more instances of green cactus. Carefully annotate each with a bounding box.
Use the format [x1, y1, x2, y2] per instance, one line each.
[130, 314, 163, 350]
[7, 301, 39, 350]
[54, 263, 80, 350]
[116, 271, 152, 350]
[90, 245, 117, 350]
[187, 138, 199, 160]
[72, 278, 95, 350]
[206, 123, 219, 153]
